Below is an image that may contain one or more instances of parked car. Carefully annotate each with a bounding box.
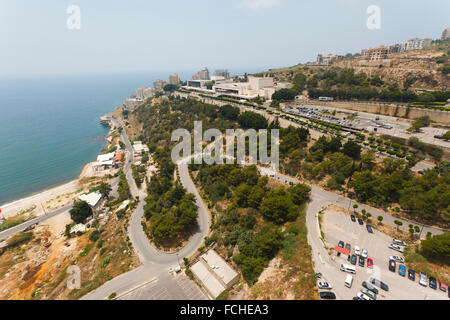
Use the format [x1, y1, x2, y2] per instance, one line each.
[392, 239, 407, 246]
[398, 264, 406, 277]
[345, 243, 351, 252]
[359, 256, 365, 267]
[389, 256, 405, 263]
[389, 243, 404, 253]
[318, 282, 333, 290]
[370, 277, 389, 291]
[361, 288, 377, 300]
[355, 246, 361, 256]
[350, 254, 357, 265]
[352, 296, 361, 300]
[357, 292, 370, 301]
[429, 277, 437, 290]
[367, 258, 373, 269]
[338, 241, 345, 248]
[389, 260, 396, 272]
[361, 249, 368, 259]
[319, 292, 336, 300]
[362, 281, 379, 295]
[23, 224, 36, 232]
[366, 225, 373, 233]
[351, 215, 356, 222]
[358, 218, 364, 225]
[419, 273, 427, 287]
[408, 269, 416, 281]
[439, 282, 447, 293]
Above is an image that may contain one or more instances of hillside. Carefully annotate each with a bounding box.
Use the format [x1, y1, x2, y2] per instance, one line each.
[261, 40, 450, 92]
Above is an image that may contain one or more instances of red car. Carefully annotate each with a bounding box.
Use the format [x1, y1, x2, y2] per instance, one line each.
[367, 258, 374, 269]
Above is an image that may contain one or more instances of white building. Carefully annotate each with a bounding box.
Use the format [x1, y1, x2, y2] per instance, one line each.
[400, 38, 432, 52]
[133, 141, 149, 155]
[190, 250, 239, 299]
[123, 97, 143, 109]
[78, 191, 104, 211]
[136, 87, 155, 100]
[93, 152, 116, 171]
[212, 76, 275, 101]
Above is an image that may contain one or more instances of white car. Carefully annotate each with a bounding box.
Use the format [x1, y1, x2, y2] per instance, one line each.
[355, 246, 361, 256]
[361, 249, 368, 259]
[419, 273, 427, 287]
[392, 239, 407, 246]
[389, 256, 405, 263]
[388, 243, 404, 253]
[317, 282, 333, 289]
[357, 292, 370, 300]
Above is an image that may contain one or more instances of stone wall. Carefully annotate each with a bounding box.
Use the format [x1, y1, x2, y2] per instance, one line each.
[322, 102, 450, 125]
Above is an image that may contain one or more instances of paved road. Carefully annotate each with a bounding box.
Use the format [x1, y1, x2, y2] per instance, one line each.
[257, 167, 447, 300]
[0, 205, 72, 241]
[82, 117, 211, 300]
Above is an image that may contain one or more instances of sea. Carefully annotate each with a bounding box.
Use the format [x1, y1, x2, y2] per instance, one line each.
[0, 68, 263, 206]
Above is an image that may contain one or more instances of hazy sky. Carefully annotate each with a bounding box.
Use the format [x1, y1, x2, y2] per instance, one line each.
[1, 0, 449, 77]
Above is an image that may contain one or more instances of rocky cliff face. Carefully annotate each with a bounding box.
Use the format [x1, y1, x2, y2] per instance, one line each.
[333, 50, 449, 90]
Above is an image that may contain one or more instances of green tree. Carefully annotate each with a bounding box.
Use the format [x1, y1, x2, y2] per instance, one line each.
[377, 216, 384, 225]
[420, 232, 450, 264]
[98, 182, 112, 199]
[259, 189, 299, 224]
[394, 220, 403, 230]
[289, 183, 311, 205]
[70, 201, 93, 224]
[343, 141, 362, 160]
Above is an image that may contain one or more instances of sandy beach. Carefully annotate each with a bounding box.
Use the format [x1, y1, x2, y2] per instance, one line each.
[0, 179, 82, 220]
[0, 117, 117, 222]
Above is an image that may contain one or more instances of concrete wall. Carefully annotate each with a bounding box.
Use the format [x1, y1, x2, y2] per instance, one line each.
[322, 101, 450, 125]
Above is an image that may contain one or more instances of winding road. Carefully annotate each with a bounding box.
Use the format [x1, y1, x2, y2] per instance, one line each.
[0, 112, 446, 300]
[82, 117, 211, 299]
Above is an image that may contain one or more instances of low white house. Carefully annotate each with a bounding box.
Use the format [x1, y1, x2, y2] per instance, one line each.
[93, 152, 116, 171]
[190, 250, 239, 299]
[78, 191, 104, 213]
[133, 141, 149, 155]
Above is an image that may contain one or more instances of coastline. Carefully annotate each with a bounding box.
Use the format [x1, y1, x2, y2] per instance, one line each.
[0, 116, 113, 220]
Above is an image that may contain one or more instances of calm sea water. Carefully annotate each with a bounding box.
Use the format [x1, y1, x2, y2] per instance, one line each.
[0, 68, 264, 206]
[0, 72, 174, 206]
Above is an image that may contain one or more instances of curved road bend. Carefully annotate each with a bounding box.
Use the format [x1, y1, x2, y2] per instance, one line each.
[82, 118, 211, 300]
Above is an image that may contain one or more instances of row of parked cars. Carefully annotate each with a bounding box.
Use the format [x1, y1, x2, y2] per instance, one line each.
[350, 215, 373, 233]
[387, 239, 449, 298]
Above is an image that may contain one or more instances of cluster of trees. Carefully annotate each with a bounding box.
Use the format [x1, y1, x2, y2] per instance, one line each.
[272, 88, 297, 102]
[408, 116, 431, 133]
[420, 232, 450, 264]
[117, 170, 131, 201]
[237, 111, 268, 130]
[192, 164, 311, 284]
[350, 164, 450, 223]
[219, 105, 240, 121]
[131, 164, 146, 188]
[144, 182, 197, 244]
[70, 201, 93, 224]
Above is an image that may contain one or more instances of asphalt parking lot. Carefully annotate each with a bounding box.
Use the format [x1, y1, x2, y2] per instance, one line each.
[322, 209, 447, 300]
[118, 273, 208, 300]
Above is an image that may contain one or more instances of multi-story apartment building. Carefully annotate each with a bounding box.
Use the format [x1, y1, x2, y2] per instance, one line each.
[169, 73, 180, 85]
[153, 79, 168, 90]
[441, 28, 450, 40]
[192, 67, 210, 80]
